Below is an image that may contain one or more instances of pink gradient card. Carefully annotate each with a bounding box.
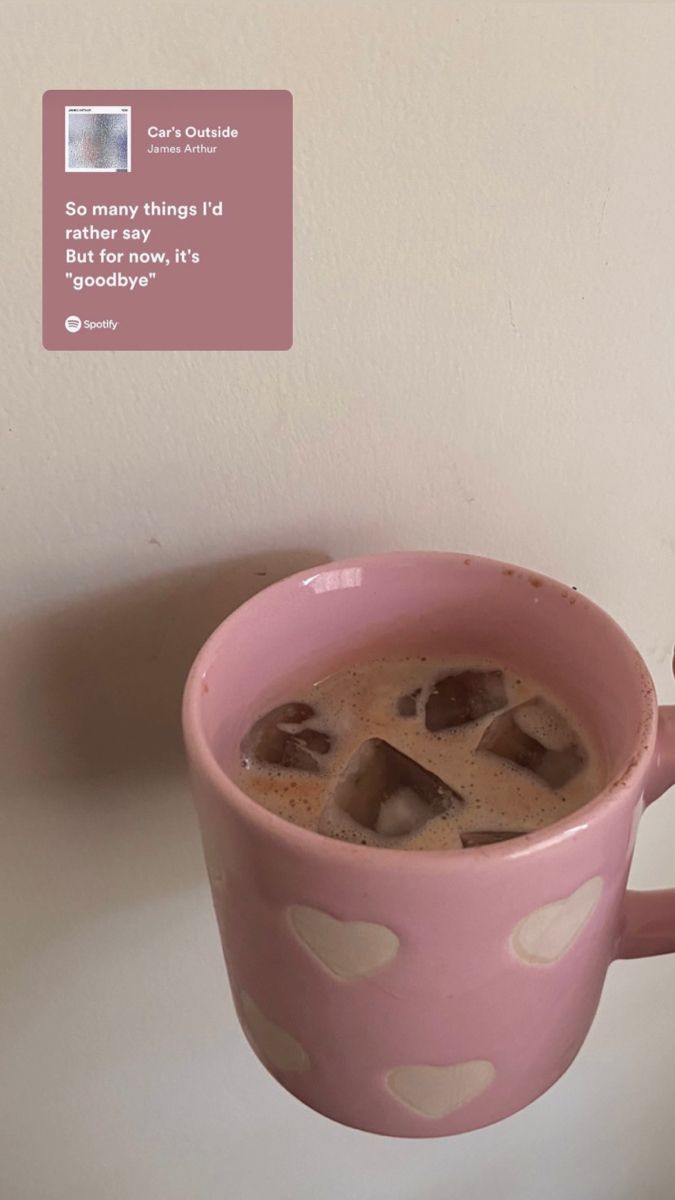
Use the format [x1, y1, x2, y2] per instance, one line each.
[43, 90, 292, 350]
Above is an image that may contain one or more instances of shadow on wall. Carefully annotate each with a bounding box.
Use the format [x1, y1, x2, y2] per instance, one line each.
[0, 551, 329, 980]
[6, 549, 331, 790]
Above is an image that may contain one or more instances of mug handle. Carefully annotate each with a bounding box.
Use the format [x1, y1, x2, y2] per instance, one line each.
[617, 706, 675, 958]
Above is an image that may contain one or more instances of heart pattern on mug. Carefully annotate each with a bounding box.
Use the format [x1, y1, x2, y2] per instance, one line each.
[288, 905, 400, 980]
[239, 991, 310, 1073]
[511, 876, 603, 965]
[386, 1061, 496, 1119]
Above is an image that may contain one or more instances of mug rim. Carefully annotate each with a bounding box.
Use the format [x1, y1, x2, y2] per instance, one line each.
[182, 551, 657, 865]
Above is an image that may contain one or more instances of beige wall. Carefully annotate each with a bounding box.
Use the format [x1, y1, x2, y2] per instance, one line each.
[2, 3, 675, 1197]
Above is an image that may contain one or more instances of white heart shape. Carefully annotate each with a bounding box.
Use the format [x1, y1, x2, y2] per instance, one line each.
[387, 1061, 495, 1118]
[289, 905, 400, 980]
[239, 992, 310, 1073]
[512, 876, 603, 965]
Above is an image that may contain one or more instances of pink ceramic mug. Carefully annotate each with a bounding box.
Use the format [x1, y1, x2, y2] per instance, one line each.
[182, 552, 675, 1137]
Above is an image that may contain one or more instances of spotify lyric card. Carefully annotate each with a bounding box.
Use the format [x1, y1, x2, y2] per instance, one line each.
[43, 91, 292, 350]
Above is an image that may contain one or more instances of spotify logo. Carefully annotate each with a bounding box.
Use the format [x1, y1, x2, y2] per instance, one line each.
[64, 315, 82, 333]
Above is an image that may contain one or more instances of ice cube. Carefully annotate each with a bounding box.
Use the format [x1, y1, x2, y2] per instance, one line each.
[425, 670, 507, 732]
[375, 788, 431, 836]
[241, 702, 331, 773]
[460, 829, 527, 848]
[396, 689, 421, 717]
[510, 696, 577, 751]
[293, 728, 331, 755]
[478, 698, 585, 787]
[319, 737, 464, 844]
